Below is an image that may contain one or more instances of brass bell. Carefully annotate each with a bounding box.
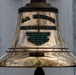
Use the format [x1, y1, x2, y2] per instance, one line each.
[0, 0, 76, 67]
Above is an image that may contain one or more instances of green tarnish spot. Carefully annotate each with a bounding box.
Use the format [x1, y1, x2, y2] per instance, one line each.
[26, 32, 50, 46]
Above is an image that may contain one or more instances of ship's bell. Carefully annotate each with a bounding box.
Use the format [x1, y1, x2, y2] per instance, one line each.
[0, 0, 76, 67]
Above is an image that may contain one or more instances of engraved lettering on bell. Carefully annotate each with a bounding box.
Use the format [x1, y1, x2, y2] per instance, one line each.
[33, 14, 55, 24]
[0, 1, 76, 67]
[20, 26, 57, 30]
[21, 16, 30, 23]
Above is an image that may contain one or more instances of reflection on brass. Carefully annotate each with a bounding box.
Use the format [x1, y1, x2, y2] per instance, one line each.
[0, 12, 76, 67]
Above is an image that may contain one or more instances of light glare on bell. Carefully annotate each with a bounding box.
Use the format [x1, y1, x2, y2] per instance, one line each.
[0, 0, 76, 67]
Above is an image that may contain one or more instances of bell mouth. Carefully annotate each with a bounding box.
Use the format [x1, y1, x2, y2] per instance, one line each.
[0, 49, 76, 67]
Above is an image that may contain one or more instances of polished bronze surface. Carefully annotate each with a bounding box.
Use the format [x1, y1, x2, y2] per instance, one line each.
[0, 11, 76, 67]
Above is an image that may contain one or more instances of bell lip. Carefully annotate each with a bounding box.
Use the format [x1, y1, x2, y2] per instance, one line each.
[18, 3, 58, 13]
[0, 66, 76, 68]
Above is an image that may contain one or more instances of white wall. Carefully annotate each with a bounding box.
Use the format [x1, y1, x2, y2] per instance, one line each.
[0, 0, 75, 75]
[73, 0, 76, 74]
